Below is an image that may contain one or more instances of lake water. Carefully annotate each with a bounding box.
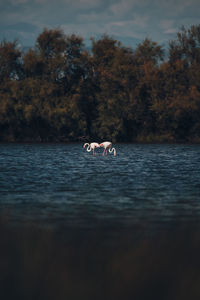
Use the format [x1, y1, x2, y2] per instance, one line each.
[0, 143, 200, 233]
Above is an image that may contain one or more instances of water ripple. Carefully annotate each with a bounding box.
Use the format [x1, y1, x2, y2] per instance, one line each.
[0, 143, 200, 230]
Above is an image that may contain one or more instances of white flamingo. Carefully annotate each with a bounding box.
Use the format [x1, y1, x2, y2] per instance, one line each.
[99, 141, 116, 156]
[83, 142, 100, 155]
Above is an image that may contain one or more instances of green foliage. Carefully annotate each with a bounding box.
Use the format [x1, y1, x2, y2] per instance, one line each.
[0, 25, 200, 142]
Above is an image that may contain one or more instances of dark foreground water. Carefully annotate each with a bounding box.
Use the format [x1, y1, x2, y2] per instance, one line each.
[0, 143, 200, 232]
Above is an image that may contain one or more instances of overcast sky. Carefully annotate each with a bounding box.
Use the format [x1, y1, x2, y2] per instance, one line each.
[0, 0, 200, 49]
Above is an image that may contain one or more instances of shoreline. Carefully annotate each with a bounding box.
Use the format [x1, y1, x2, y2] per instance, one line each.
[1, 140, 200, 145]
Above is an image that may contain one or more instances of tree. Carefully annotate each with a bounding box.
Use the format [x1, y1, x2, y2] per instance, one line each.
[91, 35, 148, 141]
[169, 25, 200, 65]
[0, 40, 22, 82]
[131, 39, 165, 140]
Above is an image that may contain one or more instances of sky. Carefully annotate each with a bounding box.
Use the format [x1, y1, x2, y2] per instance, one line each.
[0, 0, 200, 49]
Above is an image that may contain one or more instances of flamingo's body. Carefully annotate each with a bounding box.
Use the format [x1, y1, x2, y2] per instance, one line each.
[83, 142, 100, 155]
[99, 141, 116, 156]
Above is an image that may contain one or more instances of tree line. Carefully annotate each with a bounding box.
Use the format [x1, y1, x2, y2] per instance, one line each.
[0, 24, 200, 143]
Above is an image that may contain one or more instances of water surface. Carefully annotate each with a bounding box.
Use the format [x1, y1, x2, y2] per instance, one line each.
[0, 143, 200, 232]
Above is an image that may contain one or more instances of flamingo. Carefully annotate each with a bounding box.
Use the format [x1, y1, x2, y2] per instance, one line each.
[99, 141, 116, 156]
[83, 142, 100, 155]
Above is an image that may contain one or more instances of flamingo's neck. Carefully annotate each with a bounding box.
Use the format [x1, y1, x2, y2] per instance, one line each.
[87, 145, 92, 152]
[109, 147, 116, 156]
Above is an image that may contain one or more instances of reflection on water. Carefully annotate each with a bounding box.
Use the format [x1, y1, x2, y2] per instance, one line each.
[0, 143, 200, 231]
